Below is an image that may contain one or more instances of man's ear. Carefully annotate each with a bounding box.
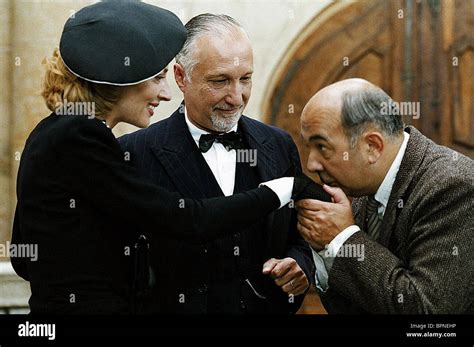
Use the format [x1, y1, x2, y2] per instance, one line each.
[364, 131, 384, 164]
[173, 63, 187, 92]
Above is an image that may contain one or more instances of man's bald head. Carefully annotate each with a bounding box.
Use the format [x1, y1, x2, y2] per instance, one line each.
[302, 78, 404, 147]
[303, 78, 372, 117]
[300, 78, 405, 196]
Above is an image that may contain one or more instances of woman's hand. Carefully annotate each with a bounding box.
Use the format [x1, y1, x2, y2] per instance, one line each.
[292, 173, 332, 202]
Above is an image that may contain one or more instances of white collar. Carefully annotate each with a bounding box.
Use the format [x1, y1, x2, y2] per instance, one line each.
[374, 131, 410, 211]
[184, 107, 238, 147]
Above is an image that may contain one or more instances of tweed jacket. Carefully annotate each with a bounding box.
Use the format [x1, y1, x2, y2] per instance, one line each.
[320, 126, 473, 314]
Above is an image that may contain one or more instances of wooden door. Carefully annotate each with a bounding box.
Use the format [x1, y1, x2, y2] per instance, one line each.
[264, 0, 473, 171]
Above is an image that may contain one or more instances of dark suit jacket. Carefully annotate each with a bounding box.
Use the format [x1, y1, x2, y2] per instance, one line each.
[319, 126, 473, 314]
[118, 107, 314, 313]
[10, 113, 281, 314]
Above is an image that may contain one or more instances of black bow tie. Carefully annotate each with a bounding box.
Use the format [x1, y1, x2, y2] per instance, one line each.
[199, 131, 244, 152]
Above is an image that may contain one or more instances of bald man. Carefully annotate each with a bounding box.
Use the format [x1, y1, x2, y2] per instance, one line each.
[296, 78, 473, 313]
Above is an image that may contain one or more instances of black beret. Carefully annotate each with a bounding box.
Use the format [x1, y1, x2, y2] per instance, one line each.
[59, 1, 187, 86]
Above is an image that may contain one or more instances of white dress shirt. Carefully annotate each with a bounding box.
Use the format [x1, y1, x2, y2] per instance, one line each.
[184, 108, 293, 207]
[313, 131, 410, 291]
[185, 108, 238, 197]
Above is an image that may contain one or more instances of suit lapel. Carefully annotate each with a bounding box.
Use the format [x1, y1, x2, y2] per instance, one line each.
[378, 127, 429, 246]
[150, 108, 220, 198]
[239, 117, 280, 181]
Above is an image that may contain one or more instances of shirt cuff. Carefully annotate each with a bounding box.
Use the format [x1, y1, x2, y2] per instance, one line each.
[259, 177, 294, 209]
[318, 225, 360, 280]
[322, 225, 361, 258]
[312, 249, 329, 292]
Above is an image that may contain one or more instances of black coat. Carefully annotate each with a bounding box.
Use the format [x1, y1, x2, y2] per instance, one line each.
[118, 108, 314, 314]
[10, 113, 280, 314]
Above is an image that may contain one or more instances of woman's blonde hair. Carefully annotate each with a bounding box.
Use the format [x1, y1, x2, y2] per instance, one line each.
[41, 48, 122, 117]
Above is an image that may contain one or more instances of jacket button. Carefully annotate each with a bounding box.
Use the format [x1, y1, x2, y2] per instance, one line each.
[240, 300, 246, 310]
[198, 284, 208, 294]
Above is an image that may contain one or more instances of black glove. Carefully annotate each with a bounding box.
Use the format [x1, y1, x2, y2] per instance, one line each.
[292, 173, 332, 202]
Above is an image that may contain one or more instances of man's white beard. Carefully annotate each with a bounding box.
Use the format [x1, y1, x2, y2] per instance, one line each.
[210, 111, 242, 132]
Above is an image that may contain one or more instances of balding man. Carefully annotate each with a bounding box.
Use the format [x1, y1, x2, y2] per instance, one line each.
[119, 14, 312, 314]
[296, 78, 473, 313]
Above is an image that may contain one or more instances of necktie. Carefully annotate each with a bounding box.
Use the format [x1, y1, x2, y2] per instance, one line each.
[199, 131, 244, 153]
[365, 195, 382, 241]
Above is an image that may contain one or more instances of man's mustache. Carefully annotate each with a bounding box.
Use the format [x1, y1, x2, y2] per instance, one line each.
[213, 104, 243, 111]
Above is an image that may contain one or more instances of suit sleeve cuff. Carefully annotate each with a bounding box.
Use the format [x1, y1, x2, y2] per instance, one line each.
[259, 177, 294, 209]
